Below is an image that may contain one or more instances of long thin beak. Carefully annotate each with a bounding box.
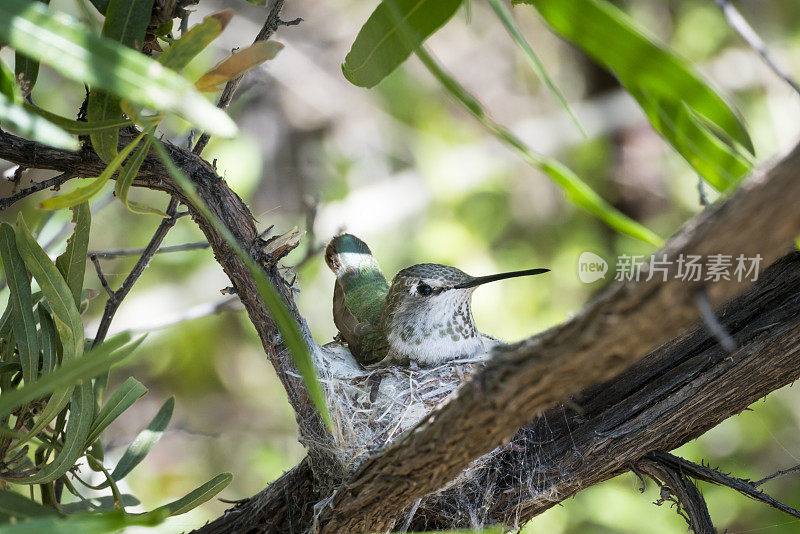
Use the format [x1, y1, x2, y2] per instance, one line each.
[453, 268, 550, 289]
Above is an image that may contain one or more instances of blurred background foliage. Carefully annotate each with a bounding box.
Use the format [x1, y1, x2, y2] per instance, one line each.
[2, 0, 800, 532]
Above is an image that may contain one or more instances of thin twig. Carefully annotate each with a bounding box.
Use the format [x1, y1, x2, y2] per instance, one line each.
[697, 177, 710, 207]
[649, 452, 800, 520]
[191, 0, 288, 156]
[92, 196, 181, 347]
[89, 255, 115, 301]
[714, 0, 800, 95]
[0, 173, 75, 210]
[88, 240, 209, 260]
[294, 197, 324, 269]
[755, 463, 800, 487]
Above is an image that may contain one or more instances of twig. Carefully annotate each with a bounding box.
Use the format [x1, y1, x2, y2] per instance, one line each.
[696, 289, 737, 352]
[294, 197, 324, 269]
[191, 0, 289, 156]
[0, 173, 75, 210]
[697, 177, 710, 207]
[88, 240, 209, 260]
[754, 463, 800, 487]
[649, 452, 800, 520]
[92, 196, 181, 347]
[714, 0, 800, 96]
[89, 255, 115, 300]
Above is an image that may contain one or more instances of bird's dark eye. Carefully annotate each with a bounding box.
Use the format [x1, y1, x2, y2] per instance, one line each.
[417, 283, 433, 296]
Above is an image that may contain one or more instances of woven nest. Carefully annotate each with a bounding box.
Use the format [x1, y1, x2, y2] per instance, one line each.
[314, 342, 492, 471]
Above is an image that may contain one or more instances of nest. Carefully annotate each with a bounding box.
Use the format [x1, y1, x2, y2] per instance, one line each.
[314, 342, 491, 471]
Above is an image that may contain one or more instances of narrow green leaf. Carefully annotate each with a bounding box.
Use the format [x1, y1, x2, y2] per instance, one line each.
[520, 0, 753, 188]
[60, 494, 139, 514]
[15, 382, 94, 484]
[342, 0, 463, 88]
[157, 11, 232, 72]
[103, 396, 173, 486]
[0, 93, 78, 150]
[0, 333, 132, 421]
[486, 0, 584, 136]
[0, 509, 165, 534]
[0, 59, 17, 102]
[37, 304, 56, 375]
[23, 103, 133, 134]
[12, 0, 50, 98]
[152, 472, 232, 516]
[88, 0, 155, 163]
[40, 132, 144, 210]
[0, 0, 237, 137]
[153, 141, 333, 428]
[85, 377, 147, 447]
[0, 223, 39, 384]
[55, 203, 91, 306]
[0, 488, 57, 518]
[115, 135, 165, 216]
[380, 0, 663, 246]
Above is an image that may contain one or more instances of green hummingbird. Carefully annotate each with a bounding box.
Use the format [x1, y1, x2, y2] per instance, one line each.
[325, 234, 549, 367]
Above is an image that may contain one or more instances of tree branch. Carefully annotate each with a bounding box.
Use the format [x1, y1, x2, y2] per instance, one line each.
[314, 142, 800, 533]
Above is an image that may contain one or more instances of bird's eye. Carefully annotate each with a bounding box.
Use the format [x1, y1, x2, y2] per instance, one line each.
[417, 283, 433, 296]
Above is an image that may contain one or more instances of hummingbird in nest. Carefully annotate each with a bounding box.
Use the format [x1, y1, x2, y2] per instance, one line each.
[325, 234, 549, 368]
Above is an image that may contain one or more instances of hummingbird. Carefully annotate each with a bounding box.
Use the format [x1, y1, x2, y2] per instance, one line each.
[325, 234, 549, 367]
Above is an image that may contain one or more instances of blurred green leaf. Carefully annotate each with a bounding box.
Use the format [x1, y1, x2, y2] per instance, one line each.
[0, 509, 165, 534]
[0, 223, 39, 384]
[85, 377, 147, 447]
[0, 93, 78, 150]
[0, 333, 132, 422]
[151, 472, 232, 516]
[104, 396, 173, 487]
[0, 60, 17, 102]
[40, 132, 144, 210]
[158, 10, 232, 72]
[0, 0, 238, 137]
[519, 0, 753, 189]
[380, 0, 663, 246]
[13, 0, 50, 98]
[486, 0, 583, 135]
[115, 134, 165, 216]
[88, 0, 154, 163]
[153, 141, 333, 428]
[23, 103, 133, 134]
[342, 0, 463, 88]
[0, 488, 57, 518]
[36, 304, 56, 375]
[55, 202, 91, 307]
[15, 382, 94, 484]
[60, 494, 140, 514]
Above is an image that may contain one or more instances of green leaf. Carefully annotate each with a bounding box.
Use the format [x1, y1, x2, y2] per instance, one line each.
[486, 0, 583, 135]
[15, 381, 94, 484]
[36, 304, 56, 375]
[60, 494, 140, 514]
[0, 93, 78, 150]
[23, 103, 133, 134]
[0, 0, 237, 137]
[12, 0, 50, 98]
[55, 202, 91, 307]
[115, 134, 165, 216]
[0, 333, 132, 422]
[157, 10, 232, 72]
[0, 488, 57, 518]
[40, 132, 144, 210]
[103, 396, 173, 486]
[87, 0, 109, 16]
[0, 509, 165, 534]
[151, 472, 232, 516]
[520, 0, 753, 188]
[342, 0, 463, 88]
[85, 377, 147, 447]
[378, 0, 662, 246]
[153, 141, 333, 428]
[0, 59, 17, 102]
[88, 0, 155, 163]
[0, 223, 39, 384]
